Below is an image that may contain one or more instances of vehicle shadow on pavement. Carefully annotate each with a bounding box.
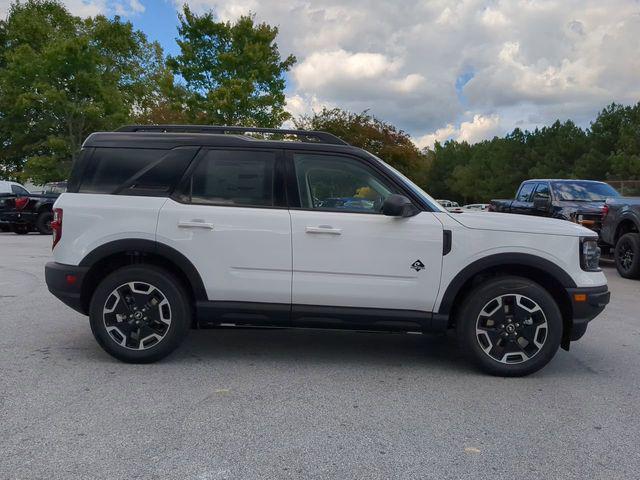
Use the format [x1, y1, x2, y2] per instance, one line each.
[166, 327, 470, 372]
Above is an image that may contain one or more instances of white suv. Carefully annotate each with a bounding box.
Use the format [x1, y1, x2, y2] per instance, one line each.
[45, 125, 610, 376]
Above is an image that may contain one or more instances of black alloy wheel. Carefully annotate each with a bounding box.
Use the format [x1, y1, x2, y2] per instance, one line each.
[89, 265, 191, 363]
[457, 276, 562, 376]
[36, 211, 54, 235]
[615, 233, 640, 279]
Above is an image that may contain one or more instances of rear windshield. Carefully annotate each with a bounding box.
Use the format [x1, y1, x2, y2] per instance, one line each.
[75, 147, 198, 195]
[552, 181, 620, 201]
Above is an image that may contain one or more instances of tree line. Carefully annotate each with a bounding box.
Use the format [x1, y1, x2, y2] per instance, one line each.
[1, 0, 639, 202]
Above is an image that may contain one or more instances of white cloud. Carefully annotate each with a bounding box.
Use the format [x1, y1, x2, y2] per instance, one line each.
[415, 114, 502, 149]
[0, 0, 145, 18]
[284, 93, 330, 119]
[176, 0, 639, 146]
[458, 114, 502, 143]
[293, 50, 402, 92]
[414, 124, 458, 150]
[115, 0, 145, 16]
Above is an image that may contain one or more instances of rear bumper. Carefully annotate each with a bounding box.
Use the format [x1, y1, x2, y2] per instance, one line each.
[0, 211, 37, 224]
[44, 262, 89, 314]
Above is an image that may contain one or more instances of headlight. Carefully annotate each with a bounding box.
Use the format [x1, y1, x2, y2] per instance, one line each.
[580, 237, 601, 272]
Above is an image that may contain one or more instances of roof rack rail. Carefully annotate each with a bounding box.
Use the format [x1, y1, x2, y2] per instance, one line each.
[116, 125, 349, 146]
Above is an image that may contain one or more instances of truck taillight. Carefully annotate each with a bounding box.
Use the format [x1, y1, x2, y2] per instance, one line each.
[601, 204, 609, 219]
[51, 208, 62, 250]
[15, 197, 29, 210]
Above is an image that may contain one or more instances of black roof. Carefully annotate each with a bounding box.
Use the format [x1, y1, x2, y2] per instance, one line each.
[524, 179, 610, 183]
[83, 125, 354, 151]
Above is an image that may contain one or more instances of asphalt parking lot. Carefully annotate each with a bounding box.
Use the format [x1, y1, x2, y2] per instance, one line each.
[0, 233, 639, 480]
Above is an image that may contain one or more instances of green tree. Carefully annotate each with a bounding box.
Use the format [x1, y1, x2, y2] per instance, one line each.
[132, 43, 190, 125]
[167, 6, 296, 127]
[295, 108, 431, 184]
[0, 0, 162, 183]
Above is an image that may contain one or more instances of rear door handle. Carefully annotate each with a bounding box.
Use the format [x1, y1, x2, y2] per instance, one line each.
[305, 225, 342, 235]
[178, 220, 214, 230]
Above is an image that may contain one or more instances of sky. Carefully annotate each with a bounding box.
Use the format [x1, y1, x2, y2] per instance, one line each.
[2, 0, 639, 148]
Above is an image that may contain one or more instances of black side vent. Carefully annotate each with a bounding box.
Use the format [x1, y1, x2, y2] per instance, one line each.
[443, 230, 452, 255]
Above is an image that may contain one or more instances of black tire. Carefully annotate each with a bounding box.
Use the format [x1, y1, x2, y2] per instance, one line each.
[12, 223, 29, 235]
[456, 276, 562, 377]
[35, 210, 53, 235]
[89, 265, 191, 363]
[614, 233, 640, 279]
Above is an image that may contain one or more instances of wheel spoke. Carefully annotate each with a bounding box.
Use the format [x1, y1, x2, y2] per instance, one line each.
[476, 293, 548, 365]
[103, 281, 172, 351]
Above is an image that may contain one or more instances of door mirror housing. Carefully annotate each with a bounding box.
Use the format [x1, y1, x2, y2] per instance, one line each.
[382, 194, 420, 217]
[533, 195, 551, 211]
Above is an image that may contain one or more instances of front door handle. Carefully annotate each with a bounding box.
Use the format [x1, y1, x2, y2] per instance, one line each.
[305, 225, 342, 235]
[178, 220, 214, 230]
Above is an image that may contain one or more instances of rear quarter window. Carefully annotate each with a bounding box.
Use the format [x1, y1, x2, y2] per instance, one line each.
[78, 147, 198, 195]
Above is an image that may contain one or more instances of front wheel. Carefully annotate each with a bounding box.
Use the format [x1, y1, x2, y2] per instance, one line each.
[457, 276, 562, 377]
[89, 265, 191, 363]
[614, 233, 640, 279]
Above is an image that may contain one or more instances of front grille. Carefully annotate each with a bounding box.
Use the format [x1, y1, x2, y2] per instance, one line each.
[575, 213, 603, 232]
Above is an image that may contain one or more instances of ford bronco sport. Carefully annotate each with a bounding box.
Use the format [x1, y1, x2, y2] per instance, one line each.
[45, 125, 610, 376]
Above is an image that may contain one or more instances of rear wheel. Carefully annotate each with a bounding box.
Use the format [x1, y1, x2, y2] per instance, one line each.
[12, 223, 29, 235]
[457, 276, 562, 376]
[89, 265, 191, 363]
[614, 233, 640, 279]
[35, 211, 53, 235]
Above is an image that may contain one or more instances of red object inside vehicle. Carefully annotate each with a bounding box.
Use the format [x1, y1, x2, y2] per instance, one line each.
[15, 197, 29, 210]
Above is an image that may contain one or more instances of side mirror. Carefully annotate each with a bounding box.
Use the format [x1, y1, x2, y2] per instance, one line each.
[533, 195, 551, 211]
[382, 194, 419, 217]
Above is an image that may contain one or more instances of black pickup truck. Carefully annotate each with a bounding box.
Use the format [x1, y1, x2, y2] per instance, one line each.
[490, 179, 620, 241]
[0, 182, 65, 234]
[601, 197, 640, 279]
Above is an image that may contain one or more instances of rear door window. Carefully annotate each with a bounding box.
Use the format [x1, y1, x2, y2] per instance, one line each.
[187, 149, 279, 207]
[533, 182, 551, 200]
[11, 185, 29, 196]
[516, 183, 535, 202]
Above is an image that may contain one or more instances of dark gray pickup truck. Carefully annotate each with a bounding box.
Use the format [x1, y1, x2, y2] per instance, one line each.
[601, 197, 640, 279]
[490, 179, 620, 241]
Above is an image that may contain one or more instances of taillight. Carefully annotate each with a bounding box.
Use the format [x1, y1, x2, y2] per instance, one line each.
[601, 204, 609, 220]
[51, 208, 62, 250]
[15, 197, 29, 210]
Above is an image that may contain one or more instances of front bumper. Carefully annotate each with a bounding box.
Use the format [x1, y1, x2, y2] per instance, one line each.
[565, 285, 610, 342]
[45, 262, 89, 314]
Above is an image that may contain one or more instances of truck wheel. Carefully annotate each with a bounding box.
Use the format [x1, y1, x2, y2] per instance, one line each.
[12, 223, 29, 235]
[89, 265, 191, 363]
[614, 233, 640, 279]
[35, 211, 53, 235]
[457, 276, 562, 377]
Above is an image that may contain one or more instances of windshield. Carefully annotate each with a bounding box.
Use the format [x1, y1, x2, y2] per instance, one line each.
[552, 181, 620, 201]
[367, 153, 445, 212]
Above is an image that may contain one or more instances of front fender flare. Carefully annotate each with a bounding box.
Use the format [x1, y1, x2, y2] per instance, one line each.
[437, 252, 577, 315]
